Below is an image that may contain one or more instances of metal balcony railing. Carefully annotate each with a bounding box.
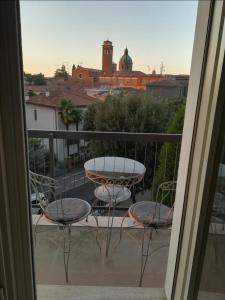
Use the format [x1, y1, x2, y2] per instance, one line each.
[27, 130, 182, 214]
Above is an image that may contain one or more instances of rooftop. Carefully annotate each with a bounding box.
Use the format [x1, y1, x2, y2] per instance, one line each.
[26, 91, 100, 108]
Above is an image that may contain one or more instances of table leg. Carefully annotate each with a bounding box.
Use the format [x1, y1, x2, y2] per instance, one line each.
[105, 203, 115, 257]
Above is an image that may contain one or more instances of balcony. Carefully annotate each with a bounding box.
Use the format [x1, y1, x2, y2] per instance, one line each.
[28, 129, 181, 291]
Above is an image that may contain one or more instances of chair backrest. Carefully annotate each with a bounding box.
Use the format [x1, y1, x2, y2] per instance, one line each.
[156, 181, 177, 207]
[153, 181, 177, 225]
[29, 171, 57, 210]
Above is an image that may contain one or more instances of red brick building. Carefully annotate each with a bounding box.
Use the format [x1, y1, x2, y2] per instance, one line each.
[71, 40, 165, 89]
[72, 65, 101, 85]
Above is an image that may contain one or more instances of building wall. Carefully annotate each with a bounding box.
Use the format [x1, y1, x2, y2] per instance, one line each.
[72, 66, 94, 84]
[98, 74, 163, 89]
[25, 103, 64, 161]
[147, 86, 183, 98]
[26, 103, 57, 130]
[175, 78, 189, 97]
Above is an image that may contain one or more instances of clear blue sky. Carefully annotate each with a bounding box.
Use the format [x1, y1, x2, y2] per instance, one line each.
[20, 1, 198, 76]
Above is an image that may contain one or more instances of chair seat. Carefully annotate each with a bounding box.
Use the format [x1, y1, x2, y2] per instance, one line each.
[94, 185, 131, 204]
[129, 201, 173, 227]
[44, 198, 91, 224]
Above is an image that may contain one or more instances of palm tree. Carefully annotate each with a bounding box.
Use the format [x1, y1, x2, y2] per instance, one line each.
[58, 99, 83, 156]
[73, 107, 83, 131]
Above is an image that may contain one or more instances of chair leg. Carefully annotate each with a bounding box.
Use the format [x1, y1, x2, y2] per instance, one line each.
[92, 211, 102, 253]
[114, 210, 128, 250]
[63, 224, 72, 284]
[105, 203, 115, 257]
[139, 226, 153, 287]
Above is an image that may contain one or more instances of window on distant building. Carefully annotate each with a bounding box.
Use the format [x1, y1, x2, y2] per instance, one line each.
[79, 73, 82, 78]
[34, 109, 37, 121]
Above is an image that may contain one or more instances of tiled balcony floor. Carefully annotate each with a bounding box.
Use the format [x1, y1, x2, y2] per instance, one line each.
[33, 222, 170, 288]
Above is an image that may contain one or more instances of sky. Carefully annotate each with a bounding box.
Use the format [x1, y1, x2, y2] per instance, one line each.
[20, 1, 198, 77]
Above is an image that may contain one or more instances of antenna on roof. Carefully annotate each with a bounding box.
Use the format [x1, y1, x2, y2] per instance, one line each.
[160, 61, 165, 75]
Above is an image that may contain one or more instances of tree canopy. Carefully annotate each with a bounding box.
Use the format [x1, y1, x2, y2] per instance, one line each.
[152, 105, 185, 205]
[84, 92, 185, 133]
[54, 64, 69, 79]
[24, 72, 46, 85]
[58, 99, 82, 130]
[83, 92, 185, 189]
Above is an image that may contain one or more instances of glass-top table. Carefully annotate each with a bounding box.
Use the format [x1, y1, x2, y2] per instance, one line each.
[84, 156, 146, 187]
[84, 157, 146, 256]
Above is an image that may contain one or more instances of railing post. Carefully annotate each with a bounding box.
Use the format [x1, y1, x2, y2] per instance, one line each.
[49, 133, 54, 178]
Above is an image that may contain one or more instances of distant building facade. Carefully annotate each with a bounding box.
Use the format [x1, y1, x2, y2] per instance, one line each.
[146, 76, 189, 98]
[72, 65, 101, 85]
[71, 40, 166, 89]
[174, 75, 189, 97]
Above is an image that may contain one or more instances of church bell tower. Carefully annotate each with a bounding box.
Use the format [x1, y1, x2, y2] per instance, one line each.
[102, 40, 113, 74]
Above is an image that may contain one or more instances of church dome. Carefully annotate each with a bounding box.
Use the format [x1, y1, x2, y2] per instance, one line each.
[119, 48, 133, 72]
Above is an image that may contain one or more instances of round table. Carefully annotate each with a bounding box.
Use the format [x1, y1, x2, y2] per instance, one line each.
[84, 156, 146, 187]
[84, 157, 146, 256]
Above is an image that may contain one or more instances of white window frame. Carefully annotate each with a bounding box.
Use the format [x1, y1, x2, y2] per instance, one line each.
[166, 1, 225, 299]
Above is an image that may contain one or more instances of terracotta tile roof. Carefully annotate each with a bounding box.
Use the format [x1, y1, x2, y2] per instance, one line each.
[24, 85, 48, 92]
[100, 71, 162, 78]
[84, 68, 102, 73]
[26, 91, 101, 108]
[131, 71, 146, 76]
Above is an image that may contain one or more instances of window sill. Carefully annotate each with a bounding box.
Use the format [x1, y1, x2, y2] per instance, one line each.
[36, 285, 166, 300]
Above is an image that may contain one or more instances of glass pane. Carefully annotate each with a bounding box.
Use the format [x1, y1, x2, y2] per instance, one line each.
[198, 144, 225, 299]
[20, 0, 197, 297]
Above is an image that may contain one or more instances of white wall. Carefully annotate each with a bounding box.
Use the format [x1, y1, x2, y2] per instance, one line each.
[26, 104, 56, 130]
[25, 104, 65, 161]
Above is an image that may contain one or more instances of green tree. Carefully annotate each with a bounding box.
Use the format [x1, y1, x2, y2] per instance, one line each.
[29, 138, 51, 175]
[83, 104, 97, 131]
[32, 73, 46, 85]
[24, 72, 46, 85]
[84, 92, 185, 133]
[58, 99, 83, 156]
[152, 105, 185, 206]
[54, 64, 69, 79]
[24, 72, 33, 84]
[83, 92, 185, 187]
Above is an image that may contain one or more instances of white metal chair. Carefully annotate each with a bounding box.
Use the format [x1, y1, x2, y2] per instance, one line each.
[29, 171, 100, 283]
[118, 181, 176, 286]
